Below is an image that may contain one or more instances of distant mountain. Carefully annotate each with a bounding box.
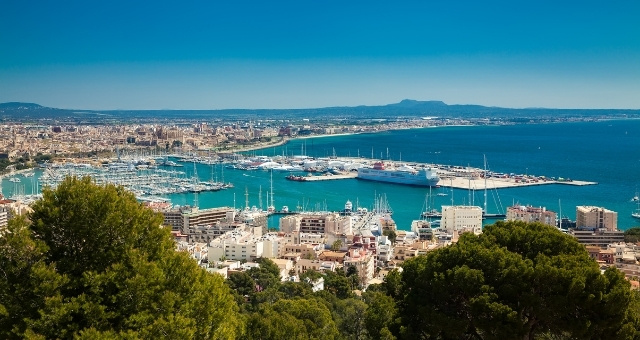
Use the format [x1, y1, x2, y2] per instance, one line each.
[0, 102, 44, 109]
[1, 100, 639, 123]
[386, 99, 447, 108]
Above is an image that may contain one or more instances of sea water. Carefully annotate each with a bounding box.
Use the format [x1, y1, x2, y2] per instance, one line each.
[4, 119, 640, 230]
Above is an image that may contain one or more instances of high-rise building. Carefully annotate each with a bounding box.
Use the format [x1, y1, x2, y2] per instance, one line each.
[576, 206, 617, 231]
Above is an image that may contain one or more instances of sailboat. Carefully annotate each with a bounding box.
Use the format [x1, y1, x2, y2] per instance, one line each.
[633, 199, 640, 219]
[419, 187, 441, 224]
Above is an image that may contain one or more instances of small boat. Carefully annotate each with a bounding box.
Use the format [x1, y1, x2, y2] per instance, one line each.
[633, 200, 640, 219]
[437, 192, 448, 196]
[286, 174, 307, 182]
[8, 177, 20, 183]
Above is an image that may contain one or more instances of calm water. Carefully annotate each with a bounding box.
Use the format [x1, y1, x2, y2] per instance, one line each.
[4, 119, 640, 230]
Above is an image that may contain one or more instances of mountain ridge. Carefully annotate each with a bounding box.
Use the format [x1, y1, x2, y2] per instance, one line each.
[1, 100, 639, 122]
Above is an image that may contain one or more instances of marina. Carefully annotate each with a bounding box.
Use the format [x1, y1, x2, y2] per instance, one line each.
[1, 120, 639, 230]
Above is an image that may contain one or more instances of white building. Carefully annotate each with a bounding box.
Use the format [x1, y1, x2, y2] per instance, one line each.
[259, 232, 285, 258]
[440, 205, 483, 234]
[207, 230, 263, 262]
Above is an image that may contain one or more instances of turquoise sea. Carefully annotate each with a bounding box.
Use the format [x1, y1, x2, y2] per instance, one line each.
[3, 119, 640, 231]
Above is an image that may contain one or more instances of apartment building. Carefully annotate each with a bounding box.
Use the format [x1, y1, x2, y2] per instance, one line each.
[279, 213, 351, 235]
[182, 207, 235, 231]
[440, 205, 483, 233]
[343, 247, 376, 287]
[506, 205, 557, 226]
[207, 230, 263, 262]
[576, 206, 617, 231]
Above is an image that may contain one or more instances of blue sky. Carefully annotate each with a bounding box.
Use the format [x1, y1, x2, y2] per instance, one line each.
[1, 1, 639, 110]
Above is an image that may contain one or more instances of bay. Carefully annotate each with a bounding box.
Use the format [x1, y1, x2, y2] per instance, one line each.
[3, 119, 640, 231]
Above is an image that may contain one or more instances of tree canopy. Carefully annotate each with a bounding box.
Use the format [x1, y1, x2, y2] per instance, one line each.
[399, 221, 635, 340]
[2, 178, 639, 339]
[624, 227, 640, 243]
[0, 177, 242, 339]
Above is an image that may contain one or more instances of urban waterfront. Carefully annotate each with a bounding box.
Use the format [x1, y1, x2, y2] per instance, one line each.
[3, 119, 640, 231]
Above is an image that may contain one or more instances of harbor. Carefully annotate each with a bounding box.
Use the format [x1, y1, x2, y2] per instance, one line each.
[4, 120, 639, 230]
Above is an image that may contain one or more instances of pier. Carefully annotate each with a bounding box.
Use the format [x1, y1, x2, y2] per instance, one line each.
[278, 155, 597, 190]
[437, 174, 597, 190]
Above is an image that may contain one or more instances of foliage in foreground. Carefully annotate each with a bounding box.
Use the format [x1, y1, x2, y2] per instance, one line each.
[0, 177, 242, 339]
[399, 221, 638, 340]
[2, 177, 639, 339]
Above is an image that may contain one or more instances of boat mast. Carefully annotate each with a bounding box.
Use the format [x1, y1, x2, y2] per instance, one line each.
[483, 154, 488, 214]
[270, 169, 274, 209]
[468, 164, 471, 206]
[558, 199, 562, 229]
[245, 186, 249, 210]
[450, 178, 454, 206]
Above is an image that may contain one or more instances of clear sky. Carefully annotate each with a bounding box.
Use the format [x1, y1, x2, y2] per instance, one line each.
[1, 1, 639, 110]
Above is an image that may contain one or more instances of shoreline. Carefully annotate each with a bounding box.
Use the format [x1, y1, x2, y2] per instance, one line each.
[226, 137, 289, 153]
[237, 125, 480, 152]
[295, 132, 363, 140]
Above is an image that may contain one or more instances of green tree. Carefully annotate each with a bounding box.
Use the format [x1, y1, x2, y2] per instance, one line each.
[399, 221, 634, 340]
[383, 229, 397, 244]
[331, 240, 343, 251]
[227, 271, 257, 297]
[299, 268, 323, 282]
[245, 298, 339, 340]
[279, 281, 313, 299]
[254, 257, 282, 281]
[624, 227, 640, 243]
[324, 270, 353, 299]
[362, 290, 398, 339]
[332, 298, 368, 340]
[380, 269, 403, 300]
[244, 307, 309, 340]
[0, 176, 242, 339]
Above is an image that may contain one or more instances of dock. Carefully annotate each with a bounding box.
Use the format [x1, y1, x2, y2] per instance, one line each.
[437, 175, 597, 190]
[280, 156, 597, 190]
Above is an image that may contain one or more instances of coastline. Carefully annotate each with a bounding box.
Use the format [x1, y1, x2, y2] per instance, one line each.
[295, 132, 362, 140]
[235, 125, 477, 153]
[226, 137, 289, 153]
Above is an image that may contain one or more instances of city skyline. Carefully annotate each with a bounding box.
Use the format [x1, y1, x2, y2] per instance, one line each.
[1, 1, 639, 110]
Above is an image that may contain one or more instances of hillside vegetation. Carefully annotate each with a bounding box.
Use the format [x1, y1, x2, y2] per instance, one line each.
[1, 177, 639, 339]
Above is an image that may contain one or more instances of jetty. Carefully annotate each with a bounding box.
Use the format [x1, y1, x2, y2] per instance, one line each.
[438, 174, 597, 190]
[277, 156, 598, 190]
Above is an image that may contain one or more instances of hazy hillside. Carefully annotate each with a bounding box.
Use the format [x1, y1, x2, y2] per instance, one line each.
[1, 100, 639, 123]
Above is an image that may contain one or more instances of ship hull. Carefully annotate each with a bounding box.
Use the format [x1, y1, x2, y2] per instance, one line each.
[357, 168, 440, 187]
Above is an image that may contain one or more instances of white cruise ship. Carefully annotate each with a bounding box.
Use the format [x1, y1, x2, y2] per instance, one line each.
[357, 162, 440, 187]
